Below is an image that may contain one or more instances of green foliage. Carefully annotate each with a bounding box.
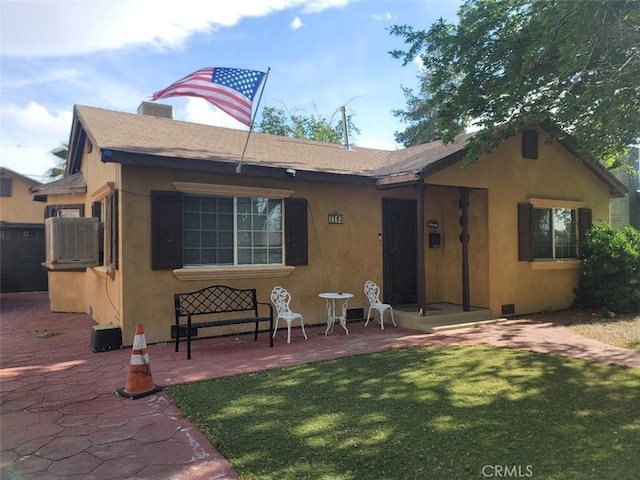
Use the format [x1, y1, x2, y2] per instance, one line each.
[257, 106, 360, 145]
[167, 346, 640, 480]
[389, 0, 640, 164]
[574, 224, 640, 313]
[46, 142, 68, 179]
[392, 72, 444, 146]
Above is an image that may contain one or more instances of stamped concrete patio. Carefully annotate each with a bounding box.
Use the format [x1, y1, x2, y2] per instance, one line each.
[1, 292, 638, 479]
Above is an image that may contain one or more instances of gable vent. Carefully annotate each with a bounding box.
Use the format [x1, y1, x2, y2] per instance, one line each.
[45, 217, 100, 269]
[522, 129, 538, 159]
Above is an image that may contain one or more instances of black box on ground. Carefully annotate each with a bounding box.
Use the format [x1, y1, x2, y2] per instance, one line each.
[90, 324, 122, 352]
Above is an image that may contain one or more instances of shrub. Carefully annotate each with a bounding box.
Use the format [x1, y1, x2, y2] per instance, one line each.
[574, 224, 640, 313]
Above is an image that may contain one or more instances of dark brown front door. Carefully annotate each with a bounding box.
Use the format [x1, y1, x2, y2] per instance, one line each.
[383, 199, 417, 305]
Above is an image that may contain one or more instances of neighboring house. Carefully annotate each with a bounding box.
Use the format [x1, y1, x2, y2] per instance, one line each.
[0, 167, 48, 293]
[30, 103, 627, 346]
[610, 146, 640, 230]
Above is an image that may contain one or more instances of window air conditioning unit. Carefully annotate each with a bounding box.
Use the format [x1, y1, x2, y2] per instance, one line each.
[45, 217, 100, 269]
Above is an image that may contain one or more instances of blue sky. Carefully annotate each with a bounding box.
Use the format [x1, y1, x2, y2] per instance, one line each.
[0, 0, 462, 181]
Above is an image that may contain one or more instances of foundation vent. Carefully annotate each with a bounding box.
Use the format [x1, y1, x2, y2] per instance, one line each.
[501, 304, 516, 316]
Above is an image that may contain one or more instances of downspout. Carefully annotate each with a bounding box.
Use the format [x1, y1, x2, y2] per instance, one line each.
[416, 182, 426, 314]
[459, 187, 470, 311]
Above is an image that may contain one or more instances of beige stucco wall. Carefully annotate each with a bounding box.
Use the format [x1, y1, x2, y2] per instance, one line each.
[427, 127, 612, 316]
[118, 166, 402, 344]
[423, 186, 489, 308]
[0, 170, 44, 224]
[44, 126, 615, 345]
[46, 141, 124, 327]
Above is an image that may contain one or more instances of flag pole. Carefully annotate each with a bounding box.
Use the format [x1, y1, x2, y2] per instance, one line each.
[236, 67, 271, 174]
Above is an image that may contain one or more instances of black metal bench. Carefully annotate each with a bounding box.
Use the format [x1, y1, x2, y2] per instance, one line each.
[174, 285, 274, 359]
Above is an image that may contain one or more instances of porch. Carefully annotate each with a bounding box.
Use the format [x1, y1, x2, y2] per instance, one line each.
[392, 302, 504, 333]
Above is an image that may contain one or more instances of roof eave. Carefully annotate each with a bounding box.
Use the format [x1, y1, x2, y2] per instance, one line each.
[538, 121, 628, 198]
[104, 150, 378, 186]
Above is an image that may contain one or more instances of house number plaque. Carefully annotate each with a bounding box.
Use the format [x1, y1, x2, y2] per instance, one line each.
[328, 211, 344, 224]
[426, 220, 439, 229]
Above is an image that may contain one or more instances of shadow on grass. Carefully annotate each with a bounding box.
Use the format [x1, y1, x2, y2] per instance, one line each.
[166, 346, 640, 480]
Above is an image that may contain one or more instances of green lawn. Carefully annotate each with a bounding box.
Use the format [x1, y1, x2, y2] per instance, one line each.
[166, 346, 640, 480]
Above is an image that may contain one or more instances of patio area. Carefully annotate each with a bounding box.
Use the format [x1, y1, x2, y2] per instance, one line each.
[1, 292, 638, 480]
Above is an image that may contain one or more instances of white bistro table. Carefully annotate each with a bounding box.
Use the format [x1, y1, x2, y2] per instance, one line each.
[319, 292, 353, 336]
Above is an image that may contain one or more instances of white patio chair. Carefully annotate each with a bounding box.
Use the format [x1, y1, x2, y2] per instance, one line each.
[364, 280, 396, 330]
[270, 286, 308, 344]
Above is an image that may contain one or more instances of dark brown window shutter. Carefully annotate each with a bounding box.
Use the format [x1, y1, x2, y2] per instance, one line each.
[92, 202, 104, 264]
[578, 208, 592, 251]
[91, 202, 101, 218]
[285, 198, 308, 266]
[518, 203, 533, 261]
[0, 177, 13, 196]
[151, 190, 183, 270]
[110, 190, 119, 269]
[522, 129, 538, 159]
[45, 205, 56, 219]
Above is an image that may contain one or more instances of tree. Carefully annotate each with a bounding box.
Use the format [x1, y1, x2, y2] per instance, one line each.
[392, 72, 444, 146]
[46, 143, 68, 179]
[389, 0, 640, 165]
[257, 106, 360, 145]
[573, 224, 640, 314]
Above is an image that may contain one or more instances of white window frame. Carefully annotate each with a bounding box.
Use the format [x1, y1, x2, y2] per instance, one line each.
[527, 197, 585, 270]
[172, 182, 295, 281]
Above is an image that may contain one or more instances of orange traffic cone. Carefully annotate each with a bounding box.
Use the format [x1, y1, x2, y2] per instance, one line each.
[116, 324, 162, 399]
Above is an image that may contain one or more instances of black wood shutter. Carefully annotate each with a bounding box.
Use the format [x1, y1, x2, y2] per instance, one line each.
[285, 198, 308, 266]
[151, 190, 183, 270]
[522, 129, 538, 159]
[91, 202, 104, 265]
[110, 190, 119, 269]
[578, 208, 592, 254]
[518, 203, 533, 261]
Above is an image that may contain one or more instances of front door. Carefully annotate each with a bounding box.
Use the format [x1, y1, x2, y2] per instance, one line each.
[382, 199, 417, 305]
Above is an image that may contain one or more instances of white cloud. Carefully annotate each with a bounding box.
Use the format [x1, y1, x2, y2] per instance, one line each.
[0, 102, 70, 179]
[372, 12, 393, 21]
[2, 69, 81, 87]
[290, 16, 304, 30]
[0, 0, 355, 57]
[2, 102, 72, 137]
[300, 0, 350, 14]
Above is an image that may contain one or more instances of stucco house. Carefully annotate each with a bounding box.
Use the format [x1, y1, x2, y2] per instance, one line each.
[30, 103, 627, 346]
[0, 167, 48, 293]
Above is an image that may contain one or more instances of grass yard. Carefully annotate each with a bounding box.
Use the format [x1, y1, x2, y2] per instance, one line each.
[567, 314, 640, 350]
[166, 346, 640, 480]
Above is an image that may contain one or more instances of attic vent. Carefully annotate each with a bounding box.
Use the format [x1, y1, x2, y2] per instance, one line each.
[137, 101, 173, 119]
[522, 129, 538, 159]
[45, 217, 100, 269]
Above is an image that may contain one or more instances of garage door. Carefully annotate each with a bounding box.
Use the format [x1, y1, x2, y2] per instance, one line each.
[0, 226, 48, 293]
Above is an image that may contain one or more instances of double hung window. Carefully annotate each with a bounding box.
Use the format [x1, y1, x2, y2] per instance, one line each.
[532, 207, 576, 259]
[518, 200, 591, 263]
[183, 195, 283, 266]
[150, 186, 307, 272]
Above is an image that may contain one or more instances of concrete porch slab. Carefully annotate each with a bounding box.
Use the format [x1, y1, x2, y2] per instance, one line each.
[393, 303, 505, 333]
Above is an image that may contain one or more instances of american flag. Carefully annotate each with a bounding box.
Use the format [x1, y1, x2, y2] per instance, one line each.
[150, 67, 267, 126]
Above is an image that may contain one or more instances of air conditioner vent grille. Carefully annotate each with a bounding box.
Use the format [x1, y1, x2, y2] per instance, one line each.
[45, 217, 100, 269]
